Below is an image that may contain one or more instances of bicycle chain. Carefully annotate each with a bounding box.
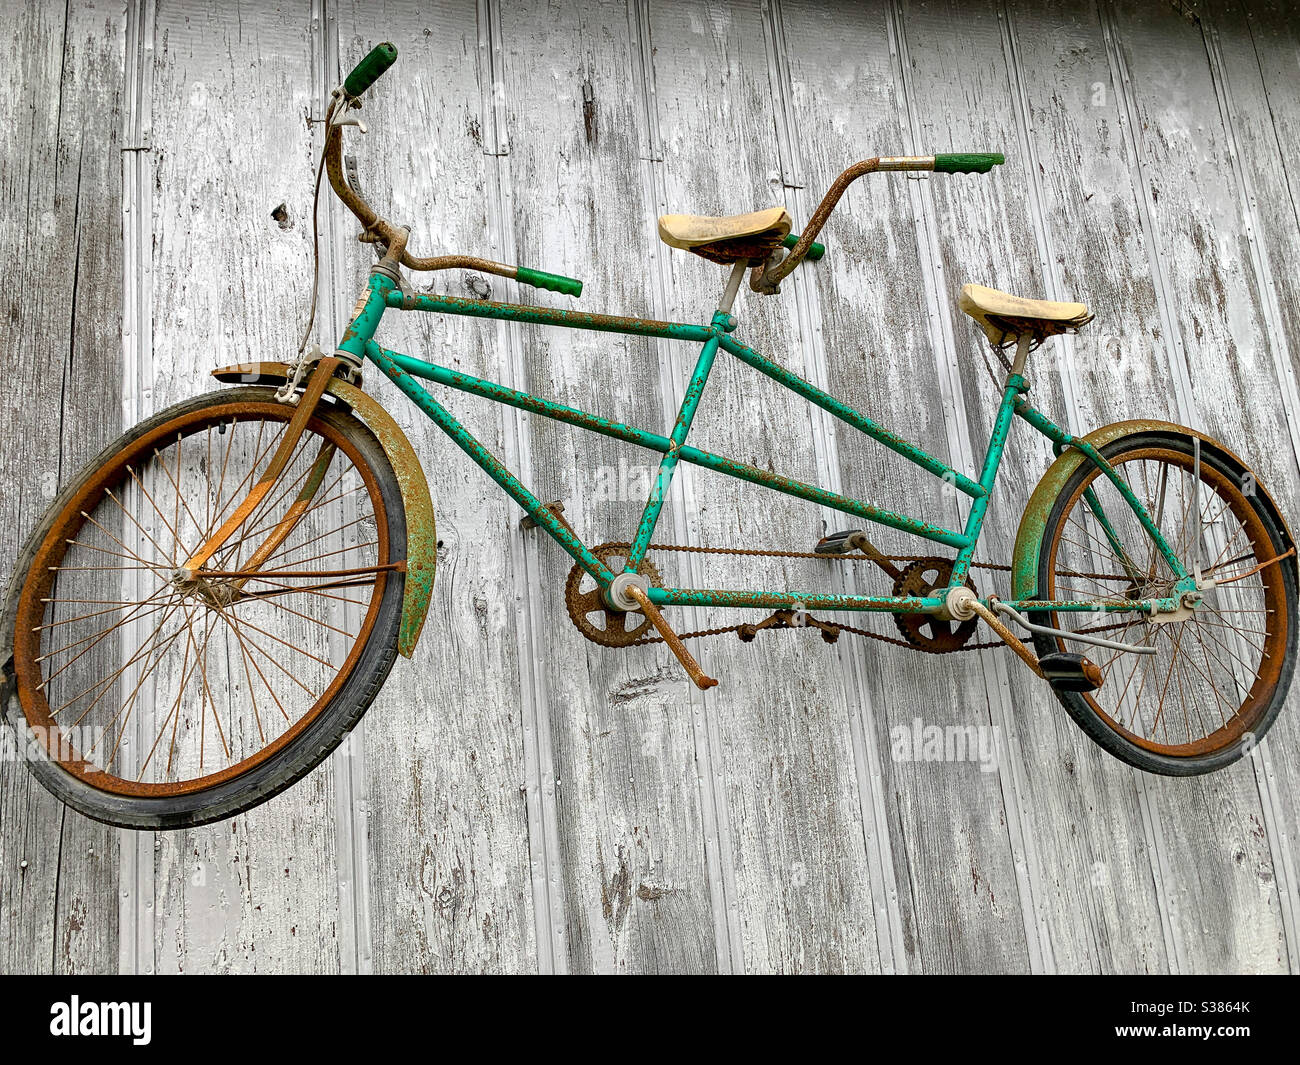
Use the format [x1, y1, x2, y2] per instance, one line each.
[567, 541, 1139, 653]
[583, 541, 1014, 654]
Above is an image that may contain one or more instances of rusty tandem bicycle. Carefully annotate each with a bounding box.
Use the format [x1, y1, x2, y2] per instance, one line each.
[4, 44, 1296, 828]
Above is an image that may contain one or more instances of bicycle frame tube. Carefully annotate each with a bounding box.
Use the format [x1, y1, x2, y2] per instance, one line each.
[1012, 395, 1187, 580]
[338, 270, 1186, 615]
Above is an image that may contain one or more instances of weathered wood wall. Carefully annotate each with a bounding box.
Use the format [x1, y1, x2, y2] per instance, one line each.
[2, 0, 1298, 973]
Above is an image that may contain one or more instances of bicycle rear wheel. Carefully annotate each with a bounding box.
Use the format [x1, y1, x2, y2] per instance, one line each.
[3, 387, 406, 828]
[1033, 430, 1296, 774]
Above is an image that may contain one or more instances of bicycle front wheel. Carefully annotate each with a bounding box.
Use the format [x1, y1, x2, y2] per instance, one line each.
[1033, 429, 1297, 775]
[3, 386, 406, 828]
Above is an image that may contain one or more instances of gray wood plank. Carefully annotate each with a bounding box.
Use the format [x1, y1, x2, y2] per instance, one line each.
[1, 0, 1298, 977]
[641, 0, 886, 973]
[1093, 0, 1295, 972]
[0, 0, 124, 975]
[799, 0, 1044, 972]
[144, 0, 345, 973]
[333, 0, 537, 975]
[1208, 0, 1300, 971]
[959, 0, 1179, 973]
[492, 0, 718, 973]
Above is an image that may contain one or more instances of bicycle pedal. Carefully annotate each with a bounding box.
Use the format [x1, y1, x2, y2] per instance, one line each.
[1038, 652, 1104, 692]
[815, 529, 864, 554]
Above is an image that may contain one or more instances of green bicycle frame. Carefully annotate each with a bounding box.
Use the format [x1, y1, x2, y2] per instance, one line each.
[337, 268, 1189, 618]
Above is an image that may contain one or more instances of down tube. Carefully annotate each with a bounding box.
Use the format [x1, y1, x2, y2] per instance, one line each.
[366, 346, 616, 584]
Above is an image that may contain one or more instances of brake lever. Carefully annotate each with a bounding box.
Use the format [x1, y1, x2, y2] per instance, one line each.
[328, 90, 368, 133]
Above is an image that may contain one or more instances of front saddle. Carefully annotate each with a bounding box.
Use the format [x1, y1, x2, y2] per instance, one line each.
[657, 206, 792, 265]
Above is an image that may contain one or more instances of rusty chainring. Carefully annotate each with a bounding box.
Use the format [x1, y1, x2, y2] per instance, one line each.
[563, 540, 1010, 653]
[564, 543, 663, 647]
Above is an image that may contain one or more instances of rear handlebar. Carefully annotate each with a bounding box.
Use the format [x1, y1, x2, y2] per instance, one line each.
[751, 153, 1003, 292]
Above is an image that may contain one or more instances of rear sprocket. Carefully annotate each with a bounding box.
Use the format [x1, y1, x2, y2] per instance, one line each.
[892, 557, 979, 653]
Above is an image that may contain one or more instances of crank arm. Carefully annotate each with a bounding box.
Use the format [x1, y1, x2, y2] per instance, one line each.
[960, 596, 1043, 678]
[992, 600, 1157, 656]
[181, 357, 341, 575]
[624, 584, 719, 690]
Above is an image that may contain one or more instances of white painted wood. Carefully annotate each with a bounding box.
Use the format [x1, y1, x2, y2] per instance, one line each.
[997, 0, 1182, 975]
[641, 0, 887, 973]
[761, 0, 906, 974]
[627, 0, 740, 972]
[877, 0, 1042, 973]
[491, 0, 722, 973]
[1201, 0, 1300, 973]
[1101, 0, 1294, 974]
[331, 0, 539, 974]
[0, 0, 126, 975]
[141, 0, 348, 974]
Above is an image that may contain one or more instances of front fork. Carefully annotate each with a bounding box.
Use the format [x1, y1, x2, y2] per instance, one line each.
[179, 354, 343, 579]
[181, 262, 399, 586]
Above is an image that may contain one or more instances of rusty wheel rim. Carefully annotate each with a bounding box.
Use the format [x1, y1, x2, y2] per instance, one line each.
[13, 400, 390, 797]
[1043, 445, 1286, 756]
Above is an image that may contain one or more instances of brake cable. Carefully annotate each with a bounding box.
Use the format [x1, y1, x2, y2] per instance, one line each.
[296, 95, 341, 358]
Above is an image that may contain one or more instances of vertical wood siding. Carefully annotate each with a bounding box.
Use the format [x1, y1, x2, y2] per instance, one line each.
[1, 0, 1298, 973]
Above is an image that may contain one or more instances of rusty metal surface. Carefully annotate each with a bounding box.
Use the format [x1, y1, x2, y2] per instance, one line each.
[1039, 441, 1290, 757]
[181, 357, 342, 572]
[623, 583, 717, 690]
[890, 558, 980, 653]
[751, 157, 881, 292]
[563, 544, 661, 647]
[325, 104, 517, 279]
[1010, 417, 1296, 600]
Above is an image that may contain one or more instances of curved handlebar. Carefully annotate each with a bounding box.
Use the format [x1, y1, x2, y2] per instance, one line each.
[327, 47, 998, 305]
[326, 47, 584, 297]
[751, 152, 1003, 293]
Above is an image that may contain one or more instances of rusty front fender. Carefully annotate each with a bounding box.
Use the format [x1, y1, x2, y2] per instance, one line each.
[1011, 418, 1293, 601]
[213, 362, 435, 658]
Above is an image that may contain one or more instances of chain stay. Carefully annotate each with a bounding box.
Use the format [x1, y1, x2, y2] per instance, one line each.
[584, 541, 1013, 654]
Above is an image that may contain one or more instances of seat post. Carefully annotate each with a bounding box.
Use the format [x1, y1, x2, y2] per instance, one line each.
[1009, 333, 1032, 377]
[717, 260, 748, 316]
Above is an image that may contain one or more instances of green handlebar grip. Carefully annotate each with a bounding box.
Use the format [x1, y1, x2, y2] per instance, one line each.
[343, 42, 398, 98]
[933, 152, 1005, 174]
[516, 266, 583, 297]
[783, 232, 826, 261]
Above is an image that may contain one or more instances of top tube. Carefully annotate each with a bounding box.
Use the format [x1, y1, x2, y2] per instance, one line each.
[386, 288, 716, 343]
